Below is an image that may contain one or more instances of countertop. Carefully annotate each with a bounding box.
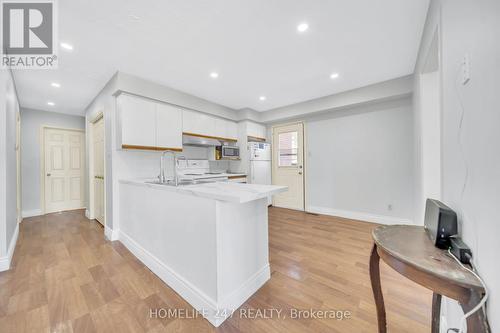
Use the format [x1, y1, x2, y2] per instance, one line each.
[179, 172, 247, 181]
[120, 179, 287, 203]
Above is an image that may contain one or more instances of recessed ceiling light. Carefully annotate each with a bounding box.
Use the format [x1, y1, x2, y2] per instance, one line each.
[210, 72, 219, 79]
[60, 42, 73, 51]
[297, 23, 309, 33]
[47, 102, 55, 106]
[128, 14, 141, 21]
[330, 72, 340, 79]
[51, 82, 61, 88]
[259, 96, 267, 101]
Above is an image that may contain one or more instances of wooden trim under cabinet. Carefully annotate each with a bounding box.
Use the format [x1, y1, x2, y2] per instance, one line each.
[247, 135, 266, 142]
[122, 144, 183, 152]
[183, 132, 237, 142]
[228, 175, 247, 179]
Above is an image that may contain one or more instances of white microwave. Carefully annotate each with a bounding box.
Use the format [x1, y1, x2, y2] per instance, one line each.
[222, 146, 240, 159]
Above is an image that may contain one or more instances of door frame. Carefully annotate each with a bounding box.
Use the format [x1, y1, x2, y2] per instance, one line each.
[16, 111, 21, 223]
[88, 112, 106, 224]
[271, 121, 307, 211]
[40, 125, 86, 215]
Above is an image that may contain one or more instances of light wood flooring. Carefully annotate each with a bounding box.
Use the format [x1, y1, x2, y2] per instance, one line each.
[0, 208, 431, 332]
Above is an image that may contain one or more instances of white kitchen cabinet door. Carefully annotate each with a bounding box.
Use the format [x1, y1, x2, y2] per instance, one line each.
[156, 103, 183, 150]
[117, 94, 156, 148]
[183, 110, 216, 137]
[247, 121, 266, 139]
[214, 118, 226, 139]
[226, 120, 238, 140]
[214, 118, 237, 140]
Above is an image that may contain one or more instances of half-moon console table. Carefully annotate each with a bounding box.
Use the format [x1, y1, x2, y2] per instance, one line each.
[369, 225, 489, 333]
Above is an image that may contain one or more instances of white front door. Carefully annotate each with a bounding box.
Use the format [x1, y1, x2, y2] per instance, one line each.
[272, 123, 305, 210]
[44, 128, 85, 213]
[93, 117, 105, 224]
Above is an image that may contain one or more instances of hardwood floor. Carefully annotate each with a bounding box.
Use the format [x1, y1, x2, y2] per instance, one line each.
[0, 208, 431, 332]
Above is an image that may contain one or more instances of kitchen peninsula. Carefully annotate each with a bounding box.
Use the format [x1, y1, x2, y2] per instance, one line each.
[118, 180, 287, 327]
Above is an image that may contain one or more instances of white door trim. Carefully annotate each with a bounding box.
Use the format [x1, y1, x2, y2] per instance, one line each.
[88, 112, 106, 225]
[16, 111, 22, 223]
[40, 125, 85, 215]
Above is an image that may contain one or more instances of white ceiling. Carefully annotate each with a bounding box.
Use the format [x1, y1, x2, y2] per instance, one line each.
[13, 0, 429, 116]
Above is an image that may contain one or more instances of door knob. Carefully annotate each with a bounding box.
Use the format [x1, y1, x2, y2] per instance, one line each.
[46, 173, 51, 176]
[298, 171, 303, 175]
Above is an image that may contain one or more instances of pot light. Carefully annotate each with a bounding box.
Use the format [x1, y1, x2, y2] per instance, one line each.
[210, 72, 219, 79]
[330, 72, 340, 79]
[60, 42, 73, 51]
[47, 101, 55, 106]
[51, 82, 61, 88]
[297, 23, 309, 33]
[259, 96, 267, 101]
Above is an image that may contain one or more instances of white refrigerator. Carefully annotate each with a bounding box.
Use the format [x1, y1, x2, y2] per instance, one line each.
[248, 142, 272, 205]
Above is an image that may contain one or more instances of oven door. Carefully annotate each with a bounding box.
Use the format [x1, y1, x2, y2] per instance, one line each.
[222, 146, 240, 158]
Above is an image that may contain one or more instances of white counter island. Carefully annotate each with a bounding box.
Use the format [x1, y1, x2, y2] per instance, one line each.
[118, 179, 287, 327]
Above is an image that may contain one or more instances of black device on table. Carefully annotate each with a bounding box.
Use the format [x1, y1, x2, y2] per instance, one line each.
[423, 198, 458, 249]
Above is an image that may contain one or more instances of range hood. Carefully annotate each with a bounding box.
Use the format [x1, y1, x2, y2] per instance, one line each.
[182, 134, 222, 147]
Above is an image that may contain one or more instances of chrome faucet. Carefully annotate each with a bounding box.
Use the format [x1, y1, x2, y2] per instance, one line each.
[159, 151, 185, 186]
[159, 150, 174, 184]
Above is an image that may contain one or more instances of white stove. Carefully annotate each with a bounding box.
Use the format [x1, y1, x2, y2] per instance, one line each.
[177, 160, 229, 181]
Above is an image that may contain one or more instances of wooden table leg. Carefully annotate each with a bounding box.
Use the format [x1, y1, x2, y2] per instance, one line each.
[370, 244, 386, 333]
[431, 293, 442, 333]
[460, 290, 490, 333]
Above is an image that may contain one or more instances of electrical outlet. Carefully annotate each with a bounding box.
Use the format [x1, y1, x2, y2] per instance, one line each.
[462, 54, 470, 85]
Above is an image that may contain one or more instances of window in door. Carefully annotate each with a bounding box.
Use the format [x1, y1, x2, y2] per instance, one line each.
[278, 131, 298, 167]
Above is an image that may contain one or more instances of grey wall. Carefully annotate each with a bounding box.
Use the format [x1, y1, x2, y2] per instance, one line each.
[306, 97, 414, 223]
[0, 68, 19, 258]
[414, 0, 500, 330]
[20, 108, 85, 215]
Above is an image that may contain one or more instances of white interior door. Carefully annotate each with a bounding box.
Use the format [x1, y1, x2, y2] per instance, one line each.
[93, 117, 105, 224]
[272, 123, 305, 210]
[44, 128, 85, 213]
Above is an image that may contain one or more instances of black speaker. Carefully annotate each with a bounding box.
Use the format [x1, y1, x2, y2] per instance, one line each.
[424, 199, 458, 249]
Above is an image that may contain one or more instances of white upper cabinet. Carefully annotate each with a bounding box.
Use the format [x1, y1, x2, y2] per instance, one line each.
[226, 121, 238, 140]
[215, 118, 238, 141]
[183, 110, 237, 141]
[117, 94, 182, 151]
[183, 110, 216, 137]
[117, 93, 239, 150]
[246, 121, 267, 139]
[117, 94, 156, 148]
[156, 103, 183, 150]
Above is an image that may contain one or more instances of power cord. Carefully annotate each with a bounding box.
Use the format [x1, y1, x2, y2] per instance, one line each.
[446, 249, 488, 333]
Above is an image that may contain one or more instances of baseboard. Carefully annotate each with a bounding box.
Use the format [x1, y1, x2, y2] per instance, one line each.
[216, 264, 270, 325]
[119, 230, 219, 325]
[118, 230, 268, 327]
[104, 226, 119, 241]
[85, 209, 90, 219]
[0, 223, 20, 272]
[21, 209, 42, 218]
[307, 206, 413, 225]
